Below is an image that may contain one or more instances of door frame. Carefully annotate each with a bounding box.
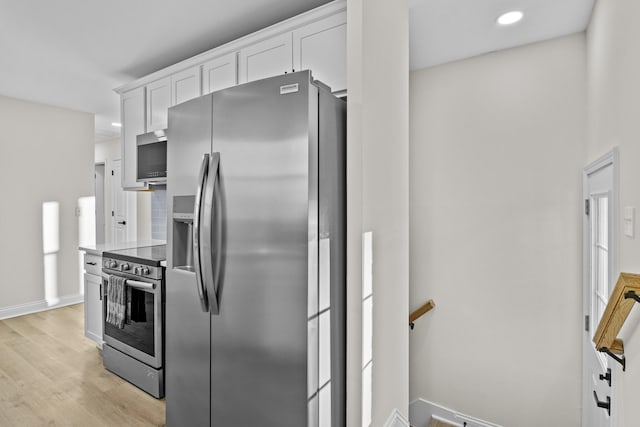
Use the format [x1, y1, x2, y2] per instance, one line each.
[95, 162, 106, 244]
[111, 158, 137, 243]
[582, 147, 619, 427]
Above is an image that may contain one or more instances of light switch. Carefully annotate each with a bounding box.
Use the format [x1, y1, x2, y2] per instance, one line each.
[624, 207, 635, 238]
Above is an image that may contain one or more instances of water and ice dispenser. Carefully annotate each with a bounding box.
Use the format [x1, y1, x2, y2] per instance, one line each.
[172, 195, 195, 272]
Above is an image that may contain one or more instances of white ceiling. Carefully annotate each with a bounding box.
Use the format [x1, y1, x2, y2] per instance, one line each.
[0, 0, 595, 142]
[409, 0, 596, 70]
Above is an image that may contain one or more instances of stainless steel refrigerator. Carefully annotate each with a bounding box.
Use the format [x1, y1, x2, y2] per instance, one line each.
[165, 71, 346, 427]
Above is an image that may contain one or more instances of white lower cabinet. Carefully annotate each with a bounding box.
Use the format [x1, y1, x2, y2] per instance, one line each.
[83, 254, 103, 347]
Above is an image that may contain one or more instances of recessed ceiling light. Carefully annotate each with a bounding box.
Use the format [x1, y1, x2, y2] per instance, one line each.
[111, 122, 122, 127]
[497, 10, 524, 26]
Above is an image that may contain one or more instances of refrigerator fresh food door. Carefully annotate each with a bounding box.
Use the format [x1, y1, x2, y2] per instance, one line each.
[209, 72, 316, 426]
[200, 151, 222, 315]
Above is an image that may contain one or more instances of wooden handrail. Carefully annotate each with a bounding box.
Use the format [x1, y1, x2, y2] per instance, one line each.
[593, 273, 640, 356]
[409, 299, 435, 329]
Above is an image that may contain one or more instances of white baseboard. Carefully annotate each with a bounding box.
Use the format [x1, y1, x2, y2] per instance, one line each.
[0, 293, 84, 320]
[383, 409, 410, 427]
[409, 399, 503, 427]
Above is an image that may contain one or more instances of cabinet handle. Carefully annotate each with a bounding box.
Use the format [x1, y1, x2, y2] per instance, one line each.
[117, 221, 126, 225]
[86, 262, 97, 266]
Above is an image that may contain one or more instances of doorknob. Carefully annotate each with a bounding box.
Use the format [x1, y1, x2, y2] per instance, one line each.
[117, 221, 126, 225]
[593, 390, 611, 416]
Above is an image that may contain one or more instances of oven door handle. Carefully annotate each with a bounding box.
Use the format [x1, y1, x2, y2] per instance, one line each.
[125, 279, 156, 291]
[102, 274, 156, 291]
[193, 153, 210, 312]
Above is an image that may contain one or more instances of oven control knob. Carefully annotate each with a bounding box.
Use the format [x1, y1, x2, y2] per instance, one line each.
[109, 261, 117, 269]
[134, 267, 140, 275]
[141, 267, 150, 276]
[120, 263, 130, 272]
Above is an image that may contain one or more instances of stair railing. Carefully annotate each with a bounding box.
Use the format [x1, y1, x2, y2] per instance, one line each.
[409, 299, 435, 330]
[593, 273, 640, 371]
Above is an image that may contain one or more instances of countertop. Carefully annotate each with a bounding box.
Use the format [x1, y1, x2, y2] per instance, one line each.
[79, 240, 166, 256]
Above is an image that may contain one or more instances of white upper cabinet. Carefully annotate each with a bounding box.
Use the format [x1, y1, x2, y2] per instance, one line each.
[146, 77, 171, 132]
[116, 2, 346, 191]
[147, 67, 201, 132]
[238, 33, 293, 84]
[121, 87, 146, 190]
[172, 66, 202, 106]
[202, 53, 238, 95]
[293, 12, 347, 93]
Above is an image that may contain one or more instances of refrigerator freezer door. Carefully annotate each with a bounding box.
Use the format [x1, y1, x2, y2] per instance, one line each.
[210, 72, 317, 426]
[193, 153, 210, 312]
[166, 94, 213, 427]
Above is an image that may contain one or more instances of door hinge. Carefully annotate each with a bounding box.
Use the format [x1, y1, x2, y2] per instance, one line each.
[585, 315, 590, 332]
[111, 170, 114, 176]
[585, 199, 590, 216]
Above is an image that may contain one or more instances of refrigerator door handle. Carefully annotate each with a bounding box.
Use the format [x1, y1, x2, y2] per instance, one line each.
[193, 153, 210, 312]
[201, 152, 221, 314]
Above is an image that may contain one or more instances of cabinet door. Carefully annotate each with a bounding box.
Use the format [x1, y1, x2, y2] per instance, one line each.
[202, 52, 238, 95]
[172, 66, 201, 105]
[121, 87, 146, 190]
[293, 12, 347, 93]
[238, 33, 293, 84]
[84, 273, 103, 347]
[146, 76, 171, 131]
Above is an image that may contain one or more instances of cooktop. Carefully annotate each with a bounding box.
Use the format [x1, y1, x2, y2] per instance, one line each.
[103, 245, 166, 267]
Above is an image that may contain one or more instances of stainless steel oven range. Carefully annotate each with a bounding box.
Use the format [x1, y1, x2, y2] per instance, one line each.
[101, 245, 166, 398]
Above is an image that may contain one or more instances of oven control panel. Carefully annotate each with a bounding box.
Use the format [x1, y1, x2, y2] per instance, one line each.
[103, 258, 163, 280]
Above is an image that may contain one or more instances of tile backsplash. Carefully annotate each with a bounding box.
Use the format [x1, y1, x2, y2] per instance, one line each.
[151, 188, 167, 240]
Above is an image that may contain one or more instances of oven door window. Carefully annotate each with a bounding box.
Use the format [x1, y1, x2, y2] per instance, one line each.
[104, 286, 156, 357]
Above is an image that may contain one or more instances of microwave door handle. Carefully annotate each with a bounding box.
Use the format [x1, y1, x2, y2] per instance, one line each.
[201, 152, 221, 315]
[193, 153, 210, 312]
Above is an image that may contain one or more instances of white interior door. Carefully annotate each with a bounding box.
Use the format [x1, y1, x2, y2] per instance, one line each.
[582, 149, 618, 427]
[112, 159, 128, 244]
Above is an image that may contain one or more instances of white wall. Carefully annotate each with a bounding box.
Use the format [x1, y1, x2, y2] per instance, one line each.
[347, 0, 410, 425]
[587, 0, 640, 425]
[409, 34, 586, 426]
[0, 95, 93, 310]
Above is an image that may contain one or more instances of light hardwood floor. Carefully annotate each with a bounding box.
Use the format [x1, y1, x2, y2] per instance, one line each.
[0, 304, 165, 426]
[428, 419, 458, 427]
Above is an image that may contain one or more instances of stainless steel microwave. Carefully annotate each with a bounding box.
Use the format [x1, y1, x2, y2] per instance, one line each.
[137, 130, 167, 183]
